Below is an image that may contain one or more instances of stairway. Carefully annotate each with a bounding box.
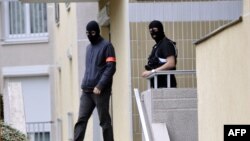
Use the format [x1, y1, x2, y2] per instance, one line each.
[141, 88, 198, 141]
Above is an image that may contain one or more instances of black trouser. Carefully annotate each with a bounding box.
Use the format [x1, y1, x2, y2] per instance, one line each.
[150, 74, 177, 88]
[74, 90, 114, 141]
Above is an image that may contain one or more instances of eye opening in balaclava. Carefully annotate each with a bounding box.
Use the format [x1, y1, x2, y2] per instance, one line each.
[149, 20, 165, 43]
[86, 20, 100, 44]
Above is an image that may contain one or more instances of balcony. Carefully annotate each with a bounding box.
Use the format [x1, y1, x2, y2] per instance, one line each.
[26, 121, 53, 141]
[134, 70, 197, 141]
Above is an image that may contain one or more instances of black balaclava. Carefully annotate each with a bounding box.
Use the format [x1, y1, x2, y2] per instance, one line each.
[86, 21, 100, 44]
[149, 20, 165, 43]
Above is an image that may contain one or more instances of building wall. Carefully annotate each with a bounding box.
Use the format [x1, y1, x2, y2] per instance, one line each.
[0, 3, 54, 107]
[0, 2, 55, 139]
[0, 2, 3, 93]
[109, 0, 133, 140]
[0, 3, 54, 67]
[0, 3, 54, 93]
[196, 1, 250, 141]
[53, 3, 79, 141]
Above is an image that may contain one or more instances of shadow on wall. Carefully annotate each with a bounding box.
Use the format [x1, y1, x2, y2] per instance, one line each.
[0, 94, 3, 120]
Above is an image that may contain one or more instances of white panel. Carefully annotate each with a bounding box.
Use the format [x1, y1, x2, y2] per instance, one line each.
[129, 1, 242, 22]
[4, 82, 27, 134]
[2, 65, 50, 77]
[7, 76, 51, 123]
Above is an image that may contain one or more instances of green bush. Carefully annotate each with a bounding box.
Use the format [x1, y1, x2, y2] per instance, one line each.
[0, 121, 28, 141]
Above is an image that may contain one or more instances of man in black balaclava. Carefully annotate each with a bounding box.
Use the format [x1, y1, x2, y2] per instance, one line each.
[74, 21, 116, 141]
[86, 20, 101, 44]
[142, 20, 177, 88]
[149, 20, 165, 43]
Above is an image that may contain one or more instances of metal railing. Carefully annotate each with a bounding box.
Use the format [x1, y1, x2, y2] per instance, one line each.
[26, 121, 53, 141]
[147, 70, 196, 89]
[134, 89, 153, 141]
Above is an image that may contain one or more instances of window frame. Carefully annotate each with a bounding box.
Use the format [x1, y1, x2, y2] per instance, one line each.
[2, 0, 48, 44]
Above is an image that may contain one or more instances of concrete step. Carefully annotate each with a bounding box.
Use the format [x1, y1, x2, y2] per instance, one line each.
[153, 98, 197, 110]
[142, 88, 198, 141]
[150, 88, 197, 99]
[153, 109, 197, 123]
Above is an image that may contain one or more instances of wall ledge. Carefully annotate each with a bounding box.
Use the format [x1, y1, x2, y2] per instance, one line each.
[193, 16, 243, 45]
[2, 65, 51, 77]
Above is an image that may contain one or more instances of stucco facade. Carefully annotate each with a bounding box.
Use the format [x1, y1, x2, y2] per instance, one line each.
[195, 0, 250, 141]
[108, 0, 133, 140]
[53, 3, 79, 141]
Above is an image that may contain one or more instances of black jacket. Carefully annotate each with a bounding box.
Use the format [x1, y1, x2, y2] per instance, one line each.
[81, 37, 116, 92]
[148, 37, 177, 88]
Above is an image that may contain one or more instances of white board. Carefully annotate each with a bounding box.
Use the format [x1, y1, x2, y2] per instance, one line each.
[4, 82, 26, 135]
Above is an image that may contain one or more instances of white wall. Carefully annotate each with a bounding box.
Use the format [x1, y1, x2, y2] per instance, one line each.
[196, 1, 250, 140]
[110, 0, 133, 140]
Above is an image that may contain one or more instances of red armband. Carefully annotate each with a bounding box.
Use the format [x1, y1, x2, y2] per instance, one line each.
[106, 57, 116, 62]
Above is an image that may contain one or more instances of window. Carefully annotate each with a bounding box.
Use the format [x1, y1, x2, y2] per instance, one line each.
[3, 0, 48, 42]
